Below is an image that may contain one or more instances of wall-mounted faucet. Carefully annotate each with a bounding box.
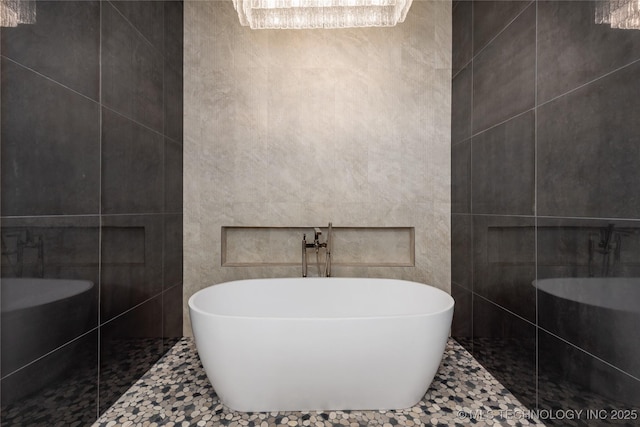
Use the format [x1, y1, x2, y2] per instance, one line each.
[325, 222, 332, 277]
[302, 222, 332, 277]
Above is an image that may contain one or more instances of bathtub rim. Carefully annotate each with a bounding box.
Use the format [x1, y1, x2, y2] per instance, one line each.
[188, 277, 454, 321]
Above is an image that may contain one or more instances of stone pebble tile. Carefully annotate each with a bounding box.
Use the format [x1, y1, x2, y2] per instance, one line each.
[93, 339, 544, 427]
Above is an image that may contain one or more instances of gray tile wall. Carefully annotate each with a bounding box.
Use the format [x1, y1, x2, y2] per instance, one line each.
[0, 1, 183, 424]
[452, 0, 640, 415]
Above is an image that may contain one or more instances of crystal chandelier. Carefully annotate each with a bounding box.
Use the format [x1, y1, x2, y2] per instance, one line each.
[595, 0, 640, 30]
[0, 0, 36, 27]
[232, 0, 414, 29]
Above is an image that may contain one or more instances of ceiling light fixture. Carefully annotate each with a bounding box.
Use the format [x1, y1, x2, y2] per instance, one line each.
[232, 0, 414, 30]
[0, 0, 36, 27]
[595, 0, 640, 30]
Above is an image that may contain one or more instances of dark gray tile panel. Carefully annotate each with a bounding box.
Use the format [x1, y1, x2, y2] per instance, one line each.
[452, 0, 472, 76]
[537, 1, 640, 104]
[0, 331, 98, 426]
[101, 109, 164, 215]
[451, 213, 472, 290]
[0, 0, 100, 100]
[164, 64, 183, 143]
[471, 111, 535, 215]
[102, 2, 164, 132]
[472, 3, 535, 134]
[538, 330, 640, 412]
[537, 61, 640, 219]
[473, 215, 536, 322]
[100, 214, 163, 322]
[451, 65, 472, 144]
[110, 0, 164, 54]
[451, 139, 471, 214]
[473, 0, 533, 56]
[165, 0, 184, 74]
[0, 59, 100, 216]
[537, 217, 640, 379]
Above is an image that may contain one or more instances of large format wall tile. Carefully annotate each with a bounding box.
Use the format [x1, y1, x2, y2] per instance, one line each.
[0, 216, 100, 282]
[0, 216, 99, 376]
[537, 61, 640, 219]
[473, 0, 532, 55]
[451, 140, 470, 214]
[165, 1, 184, 71]
[0, 0, 100, 100]
[452, 1, 472, 76]
[101, 109, 164, 214]
[110, 0, 164, 53]
[472, 3, 535, 134]
[471, 111, 535, 215]
[102, 2, 164, 132]
[538, 330, 640, 411]
[0, 330, 98, 426]
[537, 217, 640, 280]
[165, 64, 184, 143]
[451, 65, 472, 144]
[0, 59, 100, 216]
[473, 215, 536, 322]
[451, 214, 472, 289]
[100, 214, 163, 322]
[0, 1, 183, 424]
[537, 1, 640, 104]
[452, 0, 640, 415]
[537, 217, 640, 379]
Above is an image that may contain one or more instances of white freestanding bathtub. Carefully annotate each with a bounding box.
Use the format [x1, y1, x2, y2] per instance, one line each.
[188, 277, 454, 412]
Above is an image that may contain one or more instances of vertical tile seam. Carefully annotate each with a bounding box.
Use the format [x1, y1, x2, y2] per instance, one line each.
[160, 0, 166, 349]
[1, 30, 3, 412]
[533, 0, 539, 414]
[97, 0, 103, 421]
[469, 0, 474, 358]
[0, 28, 2, 410]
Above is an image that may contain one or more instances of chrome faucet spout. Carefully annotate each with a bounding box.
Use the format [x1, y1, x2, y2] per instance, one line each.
[325, 222, 332, 277]
[302, 223, 333, 277]
[302, 234, 308, 277]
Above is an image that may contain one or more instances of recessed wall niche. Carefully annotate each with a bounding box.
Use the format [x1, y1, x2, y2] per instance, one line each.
[222, 226, 415, 267]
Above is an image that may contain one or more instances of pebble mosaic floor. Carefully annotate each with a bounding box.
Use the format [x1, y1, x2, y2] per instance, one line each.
[94, 338, 544, 427]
